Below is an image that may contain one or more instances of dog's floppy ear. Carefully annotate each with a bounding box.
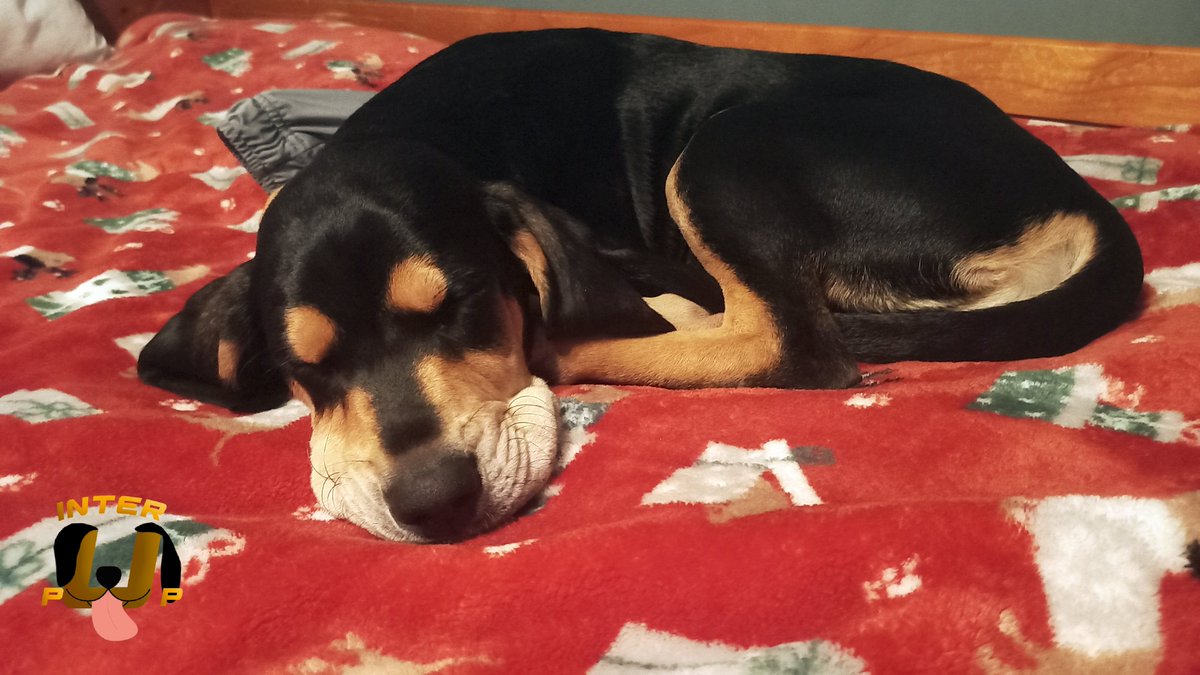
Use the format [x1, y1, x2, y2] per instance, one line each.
[53, 523, 97, 587]
[485, 182, 674, 339]
[138, 262, 289, 413]
[136, 523, 181, 595]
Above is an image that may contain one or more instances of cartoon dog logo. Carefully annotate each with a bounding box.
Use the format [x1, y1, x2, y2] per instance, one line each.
[44, 522, 182, 641]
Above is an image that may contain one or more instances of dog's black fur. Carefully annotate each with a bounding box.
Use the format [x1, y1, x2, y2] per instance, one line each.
[138, 30, 1143, 541]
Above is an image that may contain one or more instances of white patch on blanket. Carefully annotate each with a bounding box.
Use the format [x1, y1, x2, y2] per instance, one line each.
[845, 393, 890, 408]
[1055, 363, 1108, 429]
[0, 126, 26, 157]
[197, 109, 230, 127]
[228, 208, 263, 233]
[176, 527, 246, 585]
[283, 40, 338, 60]
[3, 245, 74, 265]
[1025, 496, 1188, 656]
[191, 165, 247, 190]
[0, 472, 37, 492]
[150, 20, 200, 41]
[68, 64, 100, 89]
[96, 71, 151, 94]
[49, 131, 125, 159]
[231, 399, 309, 428]
[864, 555, 922, 601]
[26, 268, 189, 320]
[0, 389, 101, 424]
[114, 333, 155, 360]
[254, 23, 295, 34]
[127, 92, 203, 122]
[592, 623, 866, 674]
[43, 102, 94, 129]
[1063, 154, 1160, 185]
[160, 398, 199, 412]
[556, 425, 594, 471]
[484, 539, 536, 557]
[293, 504, 336, 522]
[643, 440, 821, 507]
[1146, 262, 1200, 295]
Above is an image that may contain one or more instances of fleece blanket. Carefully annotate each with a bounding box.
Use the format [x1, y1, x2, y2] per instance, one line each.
[1, 13, 1198, 674]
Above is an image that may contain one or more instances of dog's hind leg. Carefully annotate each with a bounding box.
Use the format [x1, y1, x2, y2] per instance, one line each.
[553, 116, 861, 389]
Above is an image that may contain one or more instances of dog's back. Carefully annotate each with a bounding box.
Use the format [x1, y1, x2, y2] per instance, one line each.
[330, 29, 1142, 363]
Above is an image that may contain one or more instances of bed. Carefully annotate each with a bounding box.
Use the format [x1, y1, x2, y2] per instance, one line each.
[2, 2, 1199, 672]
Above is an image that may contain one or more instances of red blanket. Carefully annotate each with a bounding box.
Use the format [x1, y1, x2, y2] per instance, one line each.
[2, 14, 1198, 673]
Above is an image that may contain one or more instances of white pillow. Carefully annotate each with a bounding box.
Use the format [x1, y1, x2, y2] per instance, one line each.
[0, 0, 109, 87]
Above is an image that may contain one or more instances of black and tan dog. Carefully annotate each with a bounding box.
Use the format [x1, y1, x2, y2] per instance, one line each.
[138, 29, 1143, 542]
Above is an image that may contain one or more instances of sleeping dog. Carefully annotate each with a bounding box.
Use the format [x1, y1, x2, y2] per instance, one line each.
[138, 29, 1143, 542]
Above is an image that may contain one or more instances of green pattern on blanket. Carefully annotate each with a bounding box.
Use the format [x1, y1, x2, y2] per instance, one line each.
[85, 208, 178, 234]
[26, 270, 176, 320]
[970, 365, 1188, 442]
[1112, 184, 1200, 211]
[203, 48, 251, 76]
[0, 389, 101, 424]
[0, 126, 25, 157]
[68, 160, 142, 182]
[1064, 154, 1161, 185]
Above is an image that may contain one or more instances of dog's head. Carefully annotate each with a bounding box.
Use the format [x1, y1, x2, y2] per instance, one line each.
[138, 140, 671, 542]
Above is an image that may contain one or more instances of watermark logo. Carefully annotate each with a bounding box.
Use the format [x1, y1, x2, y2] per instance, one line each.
[41, 495, 182, 641]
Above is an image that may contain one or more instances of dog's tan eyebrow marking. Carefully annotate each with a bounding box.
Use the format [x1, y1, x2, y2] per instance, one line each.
[510, 230, 550, 315]
[216, 339, 239, 386]
[285, 305, 338, 364]
[387, 255, 448, 313]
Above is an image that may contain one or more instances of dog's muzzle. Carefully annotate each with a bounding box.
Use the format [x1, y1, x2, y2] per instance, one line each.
[311, 378, 559, 542]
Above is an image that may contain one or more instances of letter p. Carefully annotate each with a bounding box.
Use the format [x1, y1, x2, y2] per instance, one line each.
[41, 588, 64, 606]
[161, 588, 183, 605]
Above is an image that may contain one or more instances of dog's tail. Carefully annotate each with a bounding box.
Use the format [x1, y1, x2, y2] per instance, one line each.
[833, 207, 1144, 363]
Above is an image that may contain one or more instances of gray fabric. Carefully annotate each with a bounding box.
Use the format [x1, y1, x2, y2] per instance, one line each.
[216, 89, 373, 191]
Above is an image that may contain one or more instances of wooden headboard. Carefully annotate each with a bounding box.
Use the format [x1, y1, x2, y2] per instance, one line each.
[83, 0, 1200, 128]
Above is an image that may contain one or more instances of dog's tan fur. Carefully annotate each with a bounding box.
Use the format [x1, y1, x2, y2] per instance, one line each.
[510, 230, 551, 316]
[216, 339, 239, 386]
[824, 212, 1097, 313]
[387, 255, 448, 313]
[415, 296, 530, 442]
[285, 305, 338, 365]
[553, 160, 782, 387]
[954, 212, 1097, 310]
[310, 387, 387, 472]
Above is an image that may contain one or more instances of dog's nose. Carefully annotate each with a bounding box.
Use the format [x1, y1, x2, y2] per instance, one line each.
[383, 453, 482, 541]
[95, 566, 122, 590]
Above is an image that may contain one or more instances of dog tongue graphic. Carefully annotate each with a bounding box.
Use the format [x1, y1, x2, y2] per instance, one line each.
[91, 566, 138, 641]
[92, 592, 138, 641]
